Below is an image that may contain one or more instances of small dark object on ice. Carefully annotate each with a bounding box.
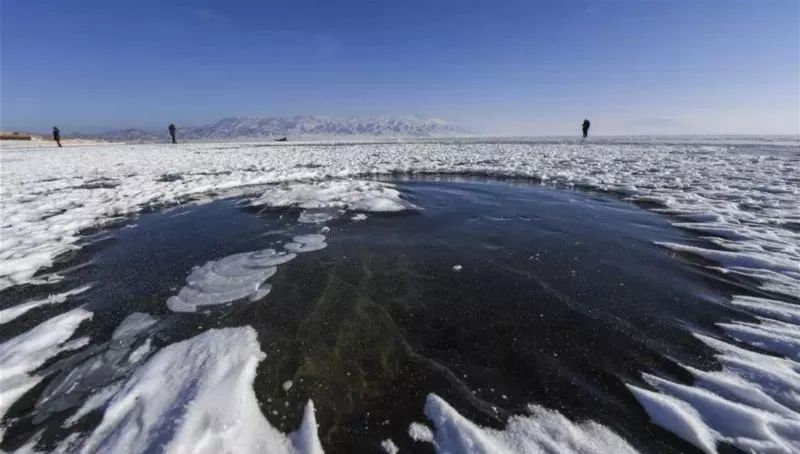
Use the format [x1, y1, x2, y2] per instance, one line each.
[275, 137, 288, 142]
[168, 124, 177, 144]
[581, 119, 590, 139]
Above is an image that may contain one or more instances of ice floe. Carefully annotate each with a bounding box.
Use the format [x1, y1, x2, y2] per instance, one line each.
[0, 308, 92, 440]
[167, 248, 296, 312]
[418, 393, 638, 454]
[72, 326, 323, 454]
[284, 234, 328, 253]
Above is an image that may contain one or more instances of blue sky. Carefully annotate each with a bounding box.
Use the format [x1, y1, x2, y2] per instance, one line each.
[2, 0, 798, 135]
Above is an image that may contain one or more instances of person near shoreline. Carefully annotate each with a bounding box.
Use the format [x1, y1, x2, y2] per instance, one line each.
[581, 119, 590, 138]
[53, 126, 62, 147]
[168, 123, 177, 144]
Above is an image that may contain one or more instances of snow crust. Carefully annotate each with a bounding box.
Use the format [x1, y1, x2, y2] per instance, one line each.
[419, 394, 638, 454]
[0, 308, 92, 440]
[72, 326, 322, 454]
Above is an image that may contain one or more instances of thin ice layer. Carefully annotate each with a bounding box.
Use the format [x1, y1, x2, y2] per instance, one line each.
[252, 180, 414, 212]
[76, 327, 324, 454]
[420, 394, 638, 454]
[0, 308, 93, 440]
[0, 285, 91, 325]
[34, 312, 158, 423]
[167, 249, 295, 312]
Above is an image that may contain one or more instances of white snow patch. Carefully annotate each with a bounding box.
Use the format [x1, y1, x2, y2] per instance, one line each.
[252, 180, 413, 213]
[167, 249, 295, 312]
[0, 284, 91, 325]
[76, 327, 324, 453]
[351, 213, 368, 221]
[283, 380, 294, 392]
[452, 265, 463, 272]
[420, 393, 638, 453]
[408, 422, 434, 443]
[381, 438, 399, 454]
[0, 308, 93, 440]
[64, 381, 123, 427]
[128, 338, 152, 364]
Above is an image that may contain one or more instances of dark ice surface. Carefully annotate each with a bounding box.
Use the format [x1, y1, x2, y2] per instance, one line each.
[0, 177, 760, 453]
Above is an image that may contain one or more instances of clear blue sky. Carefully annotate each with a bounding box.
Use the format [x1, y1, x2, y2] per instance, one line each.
[1, 0, 798, 135]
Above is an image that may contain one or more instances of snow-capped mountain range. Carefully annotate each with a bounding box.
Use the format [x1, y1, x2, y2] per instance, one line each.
[84, 115, 470, 142]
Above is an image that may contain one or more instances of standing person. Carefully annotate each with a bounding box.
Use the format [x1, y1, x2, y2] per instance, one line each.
[168, 123, 177, 144]
[581, 119, 591, 139]
[53, 126, 62, 147]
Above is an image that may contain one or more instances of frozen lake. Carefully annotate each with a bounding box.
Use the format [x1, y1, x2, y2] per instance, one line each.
[1, 138, 798, 453]
[0, 176, 789, 453]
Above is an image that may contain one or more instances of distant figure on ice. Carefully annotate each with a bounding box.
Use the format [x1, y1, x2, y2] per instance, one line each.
[581, 119, 591, 139]
[168, 123, 177, 144]
[53, 127, 62, 147]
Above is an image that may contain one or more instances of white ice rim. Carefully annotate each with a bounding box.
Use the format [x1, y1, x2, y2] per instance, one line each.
[1, 139, 798, 452]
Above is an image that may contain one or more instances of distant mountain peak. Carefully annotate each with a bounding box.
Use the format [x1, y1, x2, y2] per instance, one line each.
[81, 115, 470, 143]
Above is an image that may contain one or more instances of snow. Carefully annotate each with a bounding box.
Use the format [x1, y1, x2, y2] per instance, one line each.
[167, 249, 296, 312]
[381, 438, 399, 454]
[420, 393, 638, 454]
[33, 313, 158, 426]
[0, 284, 91, 325]
[252, 180, 414, 213]
[74, 326, 322, 454]
[408, 422, 434, 442]
[1, 138, 799, 451]
[0, 308, 92, 440]
[1, 140, 796, 298]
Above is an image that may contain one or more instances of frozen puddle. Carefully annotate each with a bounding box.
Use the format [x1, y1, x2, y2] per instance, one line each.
[0, 165, 798, 453]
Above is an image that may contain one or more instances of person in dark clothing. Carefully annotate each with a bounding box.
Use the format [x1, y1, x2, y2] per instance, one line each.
[53, 127, 62, 147]
[581, 119, 590, 138]
[168, 124, 177, 144]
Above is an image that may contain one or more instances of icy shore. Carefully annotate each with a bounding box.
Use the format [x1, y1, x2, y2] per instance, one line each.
[1, 138, 798, 453]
